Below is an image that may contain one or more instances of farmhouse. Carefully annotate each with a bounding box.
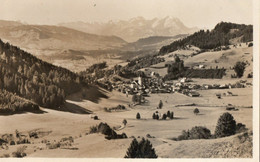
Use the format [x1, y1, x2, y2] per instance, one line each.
[188, 91, 200, 97]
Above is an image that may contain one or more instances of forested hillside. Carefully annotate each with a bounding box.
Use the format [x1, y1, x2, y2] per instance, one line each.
[159, 22, 253, 55]
[0, 39, 85, 109]
[0, 89, 39, 114]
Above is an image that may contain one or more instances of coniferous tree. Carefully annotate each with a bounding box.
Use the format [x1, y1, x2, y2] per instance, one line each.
[158, 100, 163, 109]
[170, 112, 174, 119]
[234, 61, 246, 78]
[136, 112, 141, 119]
[124, 138, 157, 158]
[215, 112, 236, 138]
[167, 110, 171, 118]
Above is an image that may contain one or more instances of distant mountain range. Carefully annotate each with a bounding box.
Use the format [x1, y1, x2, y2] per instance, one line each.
[0, 20, 126, 52]
[59, 16, 199, 42]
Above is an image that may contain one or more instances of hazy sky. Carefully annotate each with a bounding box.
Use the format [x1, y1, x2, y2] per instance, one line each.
[0, 0, 253, 29]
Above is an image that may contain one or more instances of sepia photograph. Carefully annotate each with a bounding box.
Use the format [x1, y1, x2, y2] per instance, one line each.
[0, 0, 259, 161]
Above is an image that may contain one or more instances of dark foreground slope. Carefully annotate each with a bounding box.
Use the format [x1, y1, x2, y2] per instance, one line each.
[0, 39, 85, 109]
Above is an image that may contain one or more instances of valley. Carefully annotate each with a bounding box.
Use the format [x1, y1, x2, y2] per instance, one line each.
[0, 20, 254, 159]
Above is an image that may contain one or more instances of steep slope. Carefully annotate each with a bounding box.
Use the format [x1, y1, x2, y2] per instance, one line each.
[59, 16, 198, 42]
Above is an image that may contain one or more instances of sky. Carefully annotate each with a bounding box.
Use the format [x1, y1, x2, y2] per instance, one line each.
[0, 0, 253, 29]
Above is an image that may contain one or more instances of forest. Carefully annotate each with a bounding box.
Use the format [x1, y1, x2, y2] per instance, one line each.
[159, 22, 253, 55]
[0, 89, 39, 114]
[0, 39, 86, 109]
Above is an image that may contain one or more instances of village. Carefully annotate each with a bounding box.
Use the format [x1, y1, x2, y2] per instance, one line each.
[102, 66, 252, 103]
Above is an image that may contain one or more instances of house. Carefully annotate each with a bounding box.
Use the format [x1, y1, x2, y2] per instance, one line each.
[138, 76, 143, 86]
[226, 104, 236, 111]
[180, 77, 187, 83]
[219, 84, 229, 89]
[227, 91, 233, 96]
[188, 91, 200, 97]
[199, 64, 205, 69]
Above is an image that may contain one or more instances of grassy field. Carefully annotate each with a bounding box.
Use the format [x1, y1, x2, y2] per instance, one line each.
[0, 82, 252, 158]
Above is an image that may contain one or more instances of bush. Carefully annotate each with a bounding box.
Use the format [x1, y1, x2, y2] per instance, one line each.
[162, 114, 167, 120]
[189, 126, 212, 139]
[175, 126, 211, 141]
[236, 123, 247, 133]
[193, 108, 200, 115]
[136, 113, 141, 119]
[156, 114, 159, 120]
[94, 116, 99, 120]
[90, 123, 128, 140]
[247, 73, 253, 78]
[123, 119, 127, 126]
[10, 140, 15, 145]
[124, 138, 157, 158]
[12, 146, 27, 157]
[176, 130, 190, 141]
[46, 142, 61, 149]
[215, 112, 236, 138]
[121, 133, 128, 138]
[234, 61, 246, 78]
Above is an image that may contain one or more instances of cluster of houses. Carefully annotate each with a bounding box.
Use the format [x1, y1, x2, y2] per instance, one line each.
[109, 69, 202, 97]
[98, 67, 251, 99]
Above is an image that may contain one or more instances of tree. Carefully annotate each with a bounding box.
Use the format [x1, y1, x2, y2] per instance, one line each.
[132, 94, 141, 104]
[167, 110, 171, 118]
[170, 112, 174, 119]
[158, 100, 163, 109]
[193, 108, 200, 115]
[123, 119, 127, 126]
[124, 138, 157, 158]
[234, 61, 246, 78]
[215, 112, 236, 138]
[152, 113, 156, 119]
[136, 112, 141, 119]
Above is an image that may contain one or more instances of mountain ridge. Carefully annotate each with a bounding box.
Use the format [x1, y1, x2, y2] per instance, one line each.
[59, 16, 199, 42]
[0, 20, 127, 52]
